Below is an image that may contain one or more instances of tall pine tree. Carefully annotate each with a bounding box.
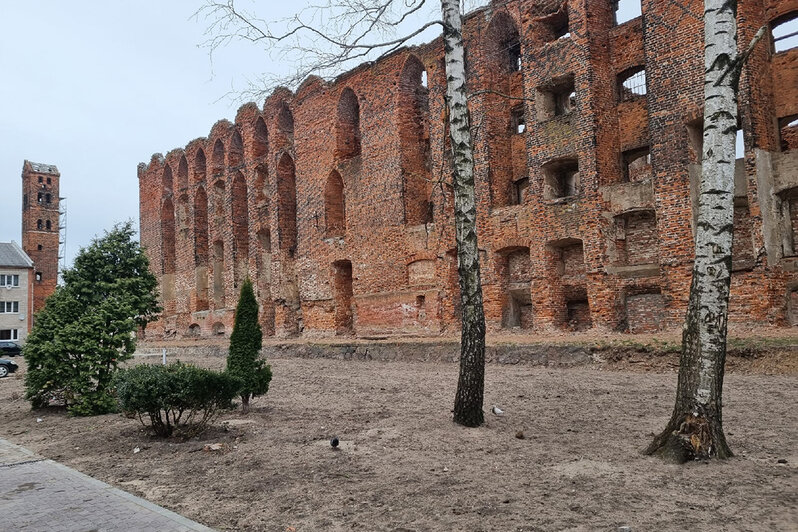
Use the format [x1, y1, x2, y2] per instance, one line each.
[227, 278, 272, 413]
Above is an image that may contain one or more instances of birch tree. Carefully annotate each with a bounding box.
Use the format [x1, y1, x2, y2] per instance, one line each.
[645, 0, 765, 462]
[200, 0, 487, 426]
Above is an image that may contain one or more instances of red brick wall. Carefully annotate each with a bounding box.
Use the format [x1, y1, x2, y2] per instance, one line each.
[138, 0, 798, 339]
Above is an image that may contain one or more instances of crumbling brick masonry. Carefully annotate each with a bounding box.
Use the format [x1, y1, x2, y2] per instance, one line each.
[138, 0, 798, 339]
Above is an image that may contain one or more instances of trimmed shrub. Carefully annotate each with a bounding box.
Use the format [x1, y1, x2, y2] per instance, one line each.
[114, 362, 241, 437]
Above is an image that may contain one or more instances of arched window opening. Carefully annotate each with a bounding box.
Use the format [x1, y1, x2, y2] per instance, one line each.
[231, 171, 249, 286]
[618, 67, 646, 101]
[486, 12, 522, 73]
[542, 158, 580, 199]
[336, 88, 361, 160]
[212, 322, 225, 336]
[229, 130, 244, 167]
[177, 155, 189, 190]
[277, 153, 298, 251]
[325, 170, 346, 237]
[277, 102, 294, 138]
[194, 187, 209, 311]
[161, 198, 176, 275]
[194, 148, 207, 183]
[399, 55, 432, 225]
[36, 219, 42, 230]
[771, 12, 798, 53]
[212, 139, 225, 175]
[187, 324, 201, 337]
[162, 164, 173, 195]
[213, 240, 225, 307]
[613, 0, 642, 26]
[45, 220, 51, 231]
[538, 4, 569, 42]
[253, 116, 268, 158]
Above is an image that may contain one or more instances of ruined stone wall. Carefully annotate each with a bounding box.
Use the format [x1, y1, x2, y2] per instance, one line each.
[139, 0, 798, 340]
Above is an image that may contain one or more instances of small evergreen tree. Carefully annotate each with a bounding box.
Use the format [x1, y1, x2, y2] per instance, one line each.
[25, 222, 160, 415]
[227, 278, 271, 413]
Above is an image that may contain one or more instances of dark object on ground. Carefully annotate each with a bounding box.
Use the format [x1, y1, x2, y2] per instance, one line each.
[330, 436, 339, 448]
[0, 358, 19, 378]
[0, 341, 22, 357]
[515, 430, 525, 439]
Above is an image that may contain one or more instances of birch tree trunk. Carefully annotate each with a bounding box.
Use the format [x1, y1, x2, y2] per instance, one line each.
[441, 0, 486, 428]
[646, 0, 741, 461]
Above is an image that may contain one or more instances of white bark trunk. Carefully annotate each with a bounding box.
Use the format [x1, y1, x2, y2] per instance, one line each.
[441, 0, 486, 428]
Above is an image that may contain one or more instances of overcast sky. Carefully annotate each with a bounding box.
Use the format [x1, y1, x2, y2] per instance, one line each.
[1, 1, 641, 269]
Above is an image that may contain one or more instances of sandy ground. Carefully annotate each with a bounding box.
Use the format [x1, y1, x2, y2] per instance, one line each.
[1, 353, 796, 531]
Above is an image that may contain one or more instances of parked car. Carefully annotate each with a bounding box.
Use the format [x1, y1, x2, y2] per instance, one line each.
[0, 341, 22, 357]
[0, 358, 18, 378]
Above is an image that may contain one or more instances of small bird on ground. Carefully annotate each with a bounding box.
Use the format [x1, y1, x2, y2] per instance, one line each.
[330, 436, 340, 448]
[491, 405, 504, 416]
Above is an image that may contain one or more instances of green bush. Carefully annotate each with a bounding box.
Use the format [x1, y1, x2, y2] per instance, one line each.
[114, 362, 241, 437]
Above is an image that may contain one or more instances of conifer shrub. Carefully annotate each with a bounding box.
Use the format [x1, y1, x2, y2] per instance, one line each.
[114, 362, 241, 437]
[227, 278, 272, 413]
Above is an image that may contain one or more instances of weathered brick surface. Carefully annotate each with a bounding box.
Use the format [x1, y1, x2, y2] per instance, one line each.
[139, 0, 798, 340]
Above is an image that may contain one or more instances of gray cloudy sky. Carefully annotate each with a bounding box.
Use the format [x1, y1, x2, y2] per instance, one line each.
[1, 1, 640, 268]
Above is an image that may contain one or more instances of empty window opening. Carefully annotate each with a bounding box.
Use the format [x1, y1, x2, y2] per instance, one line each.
[194, 149, 207, 183]
[551, 239, 586, 279]
[615, 210, 659, 266]
[45, 193, 51, 204]
[212, 322, 225, 336]
[618, 67, 646, 101]
[399, 55, 432, 225]
[325, 170, 346, 237]
[487, 13, 522, 73]
[512, 177, 529, 205]
[622, 147, 652, 182]
[162, 164, 173, 194]
[420, 70, 428, 87]
[37, 192, 43, 203]
[771, 12, 798, 53]
[212, 139, 225, 175]
[47, 177, 51, 184]
[511, 105, 526, 134]
[336, 88, 362, 160]
[177, 155, 188, 190]
[779, 115, 798, 152]
[36, 219, 42, 230]
[37, 244, 42, 250]
[736, 128, 745, 159]
[543, 158, 579, 199]
[187, 324, 201, 337]
[686, 119, 704, 163]
[499, 247, 533, 329]
[613, 0, 642, 25]
[45, 220, 51, 231]
[229, 130, 244, 167]
[332, 260, 354, 335]
[536, 76, 576, 121]
[38, 176, 43, 183]
[277, 154, 298, 251]
[253, 116, 268, 158]
[35, 272, 42, 282]
[539, 6, 569, 42]
[566, 297, 591, 331]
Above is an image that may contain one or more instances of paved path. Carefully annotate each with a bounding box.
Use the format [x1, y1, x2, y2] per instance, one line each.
[0, 438, 215, 532]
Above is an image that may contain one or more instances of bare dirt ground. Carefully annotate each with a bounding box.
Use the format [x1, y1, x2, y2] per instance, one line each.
[1, 351, 796, 531]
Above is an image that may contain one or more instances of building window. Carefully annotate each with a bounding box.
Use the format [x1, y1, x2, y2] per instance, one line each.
[618, 67, 646, 101]
[37, 192, 43, 203]
[512, 177, 529, 205]
[38, 176, 43, 183]
[0, 329, 19, 340]
[0, 275, 20, 287]
[622, 147, 652, 182]
[543, 158, 580, 199]
[37, 244, 42, 251]
[0, 301, 19, 313]
[508, 37, 522, 72]
[613, 0, 642, 25]
[46, 220, 52, 231]
[511, 105, 526, 134]
[536, 76, 576, 121]
[37, 219, 43, 230]
[45, 193, 51, 204]
[540, 6, 569, 42]
[35, 272, 42, 282]
[47, 177, 51, 184]
[771, 12, 798, 53]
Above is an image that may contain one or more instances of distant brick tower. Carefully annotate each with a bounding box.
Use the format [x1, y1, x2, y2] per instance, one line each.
[21, 161, 61, 316]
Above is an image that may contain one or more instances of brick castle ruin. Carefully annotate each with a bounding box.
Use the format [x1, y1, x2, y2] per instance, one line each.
[138, 0, 798, 340]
